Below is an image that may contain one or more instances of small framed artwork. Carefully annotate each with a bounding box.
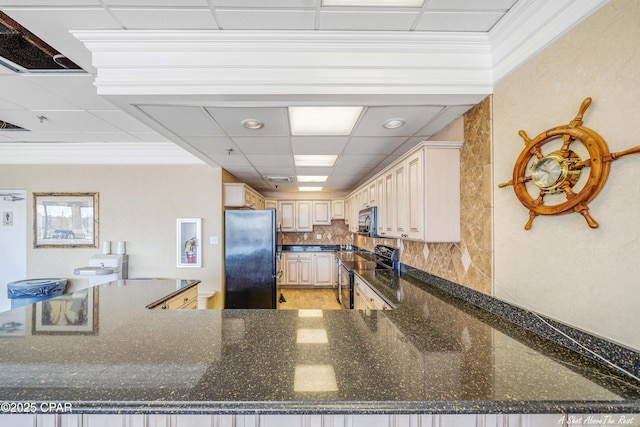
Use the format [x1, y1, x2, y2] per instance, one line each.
[177, 218, 202, 268]
[33, 192, 99, 248]
[32, 287, 99, 335]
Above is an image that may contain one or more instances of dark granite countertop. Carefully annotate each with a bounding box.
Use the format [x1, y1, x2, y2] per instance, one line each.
[0, 273, 638, 415]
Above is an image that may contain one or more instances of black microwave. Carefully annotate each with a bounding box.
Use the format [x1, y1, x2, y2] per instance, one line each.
[358, 207, 377, 237]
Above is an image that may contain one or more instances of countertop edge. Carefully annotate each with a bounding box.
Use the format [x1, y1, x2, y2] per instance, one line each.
[21, 399, 640, 415]
[144, 280, 200, 309]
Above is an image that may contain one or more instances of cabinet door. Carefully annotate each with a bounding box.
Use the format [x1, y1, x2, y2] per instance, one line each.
[394, 162, 407, 236]
[405, 150, 424, 240]
[314, 253, 333, 287]
[312, 201, 331, 225]
[298, 257, 313, 285]
[353, 281, 365, 310]
[296, 201, 313, 231]
[376, 176, 385, 235]
[381, 170, 395, 237]
[368, 181, 377, 207]
[279, 201, 296, 232]
[284, 257, 300, 285]
[265, 199, 277, 210]
[331, 200, 345, 219]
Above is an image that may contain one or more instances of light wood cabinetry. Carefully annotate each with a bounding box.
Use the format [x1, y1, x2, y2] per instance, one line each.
[224, 183, 264, 210]
[278, 200, 341, 230]
[265, 199, 277, 210]
[284, 253, 313, 285]
[282, 252, 337, 287]
[313, 253, 335, 287]
[353, 141, 461, 242]
[153, 285, 198, 310]
[353, 275, 391, 311]
[331, 199, 345, 220]
[312, 201, 331, 225]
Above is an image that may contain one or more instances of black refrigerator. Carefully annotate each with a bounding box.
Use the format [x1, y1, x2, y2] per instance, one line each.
[224, 209, 282, 309]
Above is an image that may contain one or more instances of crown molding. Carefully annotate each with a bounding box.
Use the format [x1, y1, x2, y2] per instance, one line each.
[490, 0, 609, 83]
[73, 30, 493, 97]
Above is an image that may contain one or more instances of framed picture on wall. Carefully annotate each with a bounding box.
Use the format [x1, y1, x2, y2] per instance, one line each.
[33, 192, 99, 248]
[32, 287, 99, 335]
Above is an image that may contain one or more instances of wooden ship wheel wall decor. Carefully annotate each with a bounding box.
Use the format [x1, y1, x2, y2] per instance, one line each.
[499, 97, 640, 230]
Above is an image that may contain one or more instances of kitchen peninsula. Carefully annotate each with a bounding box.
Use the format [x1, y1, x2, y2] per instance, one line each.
[0, 269, 638, 425]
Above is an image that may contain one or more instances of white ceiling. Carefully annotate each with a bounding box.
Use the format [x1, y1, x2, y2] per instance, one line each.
[0, 0, 608, 193]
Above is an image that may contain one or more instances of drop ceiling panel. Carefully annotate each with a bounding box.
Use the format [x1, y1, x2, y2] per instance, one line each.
[246, 154, 294, 168]
[103, 0, 208, 5]
[208, 153, 253, 167]
[0, 76, 81, 110]
[24, 75, 116, 110]
[89, 110, 157, 133]
[342, 136, 407, 155]
[139, 105, 225, 137]
[334, 154, 385, 169]
[110, 8, 218, 29]
[130, 132, 169, 142]
[181, 136, 237, 156]
[294, 167, 334, 176]
[31, 110, 124, 132]
[82, 132, 139, 142]
[426, 0, 517, 9]
[256, 166, 295, 176]
[205, 107, 289, 137]
[319, 11, 419, 31]
[211, 0, 316, 6]
[352, 106, 444, 137]
[231, 137, 292, 155]
[291, 136, 349, 155]
[415, 11, 505, 31]
[215, 10, 316, 30]
[417, 105, 473, 136]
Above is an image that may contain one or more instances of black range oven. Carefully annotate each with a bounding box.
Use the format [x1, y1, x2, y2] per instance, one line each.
[337, 245, 399, 309]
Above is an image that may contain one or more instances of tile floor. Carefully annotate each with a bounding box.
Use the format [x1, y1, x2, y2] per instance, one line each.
[277, 288, 343, 310]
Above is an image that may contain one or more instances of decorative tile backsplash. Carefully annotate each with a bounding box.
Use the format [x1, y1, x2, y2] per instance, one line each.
[282, 221, 352, 246]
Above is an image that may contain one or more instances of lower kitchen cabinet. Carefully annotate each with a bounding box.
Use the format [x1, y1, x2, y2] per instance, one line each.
[353, 276, 391, 311]
[153, 284, 198, 310]
[282, 252, 337, 287]
[284, 253, 313, 286]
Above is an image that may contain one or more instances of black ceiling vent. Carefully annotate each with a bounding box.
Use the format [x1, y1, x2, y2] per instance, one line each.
[0, 120, 27, 131]
[0, 11, 83, 72]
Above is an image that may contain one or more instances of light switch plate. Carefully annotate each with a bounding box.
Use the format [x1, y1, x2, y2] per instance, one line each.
[210, 236, 218, 244]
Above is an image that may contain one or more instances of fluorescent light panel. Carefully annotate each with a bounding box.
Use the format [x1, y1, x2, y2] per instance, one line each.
[323, 0, 424, 6]
[294, 155, 337, 167]
[299, 187, 323, 192]
[289, 106, 363, 136]
[297, 175, 328, 182]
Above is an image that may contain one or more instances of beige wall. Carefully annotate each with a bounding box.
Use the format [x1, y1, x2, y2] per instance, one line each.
[493, 0, 640, 350]
[0, 164, 224, 302]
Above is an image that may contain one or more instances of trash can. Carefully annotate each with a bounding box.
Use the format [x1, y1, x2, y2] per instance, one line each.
[7, 278, 67, 309]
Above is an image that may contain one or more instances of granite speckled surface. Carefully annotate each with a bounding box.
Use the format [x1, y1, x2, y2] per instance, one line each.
[0, 270, 638, 415]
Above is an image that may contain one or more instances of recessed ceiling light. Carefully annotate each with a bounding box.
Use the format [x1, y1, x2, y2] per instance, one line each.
[294, 155, 337, 167]
[297, 175, 328, 182]
[241, 119, 264, 130]
[299, 187, 323, 192]
[323, 0, 424, 6]
[383, 118, 406, 129]
[289, 106, 363, 135]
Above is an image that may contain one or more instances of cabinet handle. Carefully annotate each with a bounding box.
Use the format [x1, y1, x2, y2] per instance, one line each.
[161, 305, 167, 309]
[401, 233, 408, 238]
[184, 297, 189, 302]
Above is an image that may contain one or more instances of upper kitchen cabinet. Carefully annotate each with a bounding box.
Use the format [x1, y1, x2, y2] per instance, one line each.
[265, 199, 277, 210]
[278, 201, 313, 232]
[331, 199, 345, 220]
[224, 183, 265, 210]
[312, 201, 331, 225]
[364, 141, 461, 242]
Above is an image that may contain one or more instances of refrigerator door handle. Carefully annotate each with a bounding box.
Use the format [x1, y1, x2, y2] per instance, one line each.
[274, 270, 283, 280]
